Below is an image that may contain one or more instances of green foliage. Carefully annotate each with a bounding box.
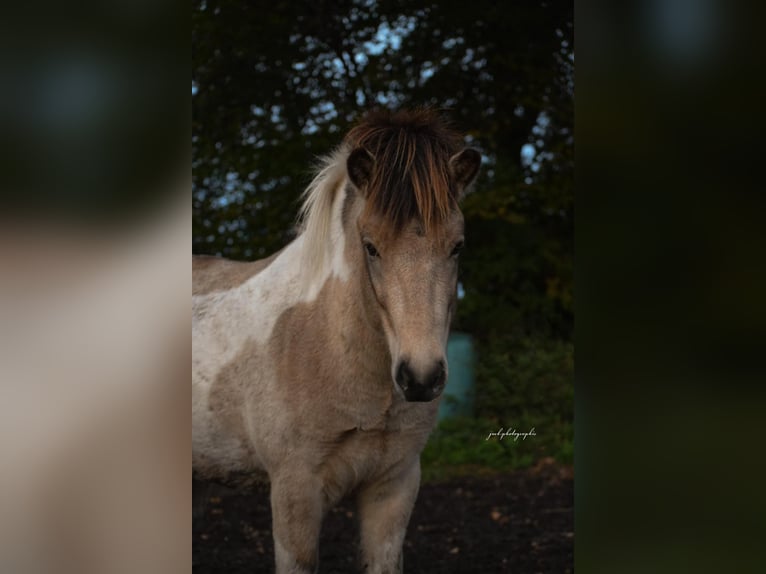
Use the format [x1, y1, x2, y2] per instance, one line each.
[422, 337, 574, 482]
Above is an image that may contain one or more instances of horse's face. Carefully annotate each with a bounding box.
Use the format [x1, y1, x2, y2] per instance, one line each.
[357, 211, 464, 402]
[348, 146, 481, 402]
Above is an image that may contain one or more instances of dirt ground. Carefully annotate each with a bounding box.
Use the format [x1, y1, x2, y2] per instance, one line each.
[193, 459, 573, 573]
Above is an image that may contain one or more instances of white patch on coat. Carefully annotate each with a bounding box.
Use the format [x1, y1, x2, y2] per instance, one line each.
[192, 180, 351, 469]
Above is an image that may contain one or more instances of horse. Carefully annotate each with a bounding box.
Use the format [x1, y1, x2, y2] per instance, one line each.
[192, 109, 481, 574]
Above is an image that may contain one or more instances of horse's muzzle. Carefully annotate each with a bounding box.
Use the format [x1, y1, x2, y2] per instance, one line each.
[395, 359, 447, 402]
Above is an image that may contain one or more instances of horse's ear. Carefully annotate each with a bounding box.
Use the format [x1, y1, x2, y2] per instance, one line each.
[449, 148, 482, 199]
[347, 147, 375, 192]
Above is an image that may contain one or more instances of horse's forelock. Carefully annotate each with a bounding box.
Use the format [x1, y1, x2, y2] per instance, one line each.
[345, 109, 463, 232]
[295, 110, 465, 290]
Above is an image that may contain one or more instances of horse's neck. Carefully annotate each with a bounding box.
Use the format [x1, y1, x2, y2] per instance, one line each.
[285, 178, 392, 383]
[324, 273, 393, 409]
[291, 220, 391, 381]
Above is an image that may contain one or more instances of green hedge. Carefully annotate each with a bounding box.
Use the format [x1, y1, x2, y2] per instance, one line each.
[421, 336, 573, 482]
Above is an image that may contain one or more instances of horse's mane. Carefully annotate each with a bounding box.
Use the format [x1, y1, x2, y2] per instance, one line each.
[296, 145, 349, 289]
[297, 109, 463, 288]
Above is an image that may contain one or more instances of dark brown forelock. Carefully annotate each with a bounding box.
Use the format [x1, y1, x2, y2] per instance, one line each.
[345, 109, 463, 232]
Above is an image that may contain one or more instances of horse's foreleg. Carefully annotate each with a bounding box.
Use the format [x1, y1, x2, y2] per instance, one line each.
[356, 461, 421, 574]
[269, 472, 324, 574]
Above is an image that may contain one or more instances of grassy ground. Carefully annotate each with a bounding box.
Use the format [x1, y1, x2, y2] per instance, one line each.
[421, 415, 573, 483]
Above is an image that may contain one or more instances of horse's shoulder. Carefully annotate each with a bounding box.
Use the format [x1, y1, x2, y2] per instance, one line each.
[192, 250, 283, 295]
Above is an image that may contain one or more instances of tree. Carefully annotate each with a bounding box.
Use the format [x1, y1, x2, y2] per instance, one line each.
[192, 0, 573, 340]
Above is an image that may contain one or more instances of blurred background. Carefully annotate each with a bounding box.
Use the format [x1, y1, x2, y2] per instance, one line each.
[0, 3, 188, 574]
[192, 0, 574, 482]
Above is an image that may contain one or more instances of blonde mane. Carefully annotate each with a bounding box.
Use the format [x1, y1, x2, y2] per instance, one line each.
[296, 144, 351, 291]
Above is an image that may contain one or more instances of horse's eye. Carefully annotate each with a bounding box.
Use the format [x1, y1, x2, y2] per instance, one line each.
[364, 241, 380, 258]
[450, 240, 465, 258]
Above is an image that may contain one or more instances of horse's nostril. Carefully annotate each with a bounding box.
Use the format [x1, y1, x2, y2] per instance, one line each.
[396, 359, 447, 400]
[428, 362, 447, 390]
[395, 361, 414, 390]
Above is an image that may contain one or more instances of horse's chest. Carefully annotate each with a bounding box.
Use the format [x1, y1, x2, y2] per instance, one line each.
[326, 415, 434, 487]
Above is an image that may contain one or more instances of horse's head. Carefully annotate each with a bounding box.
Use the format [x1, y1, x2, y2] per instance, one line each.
[344, 111, 481, 402]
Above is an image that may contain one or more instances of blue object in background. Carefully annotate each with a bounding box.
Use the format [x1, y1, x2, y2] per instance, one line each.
[438, 332, 476, 421]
